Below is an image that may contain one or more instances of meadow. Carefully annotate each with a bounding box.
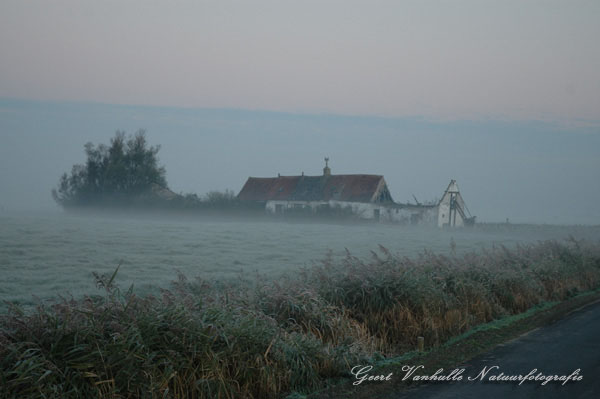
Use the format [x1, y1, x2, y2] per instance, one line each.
[1, 236, 600, 398]
[1, 212, 600, 397]
[2, 211, 599, 307]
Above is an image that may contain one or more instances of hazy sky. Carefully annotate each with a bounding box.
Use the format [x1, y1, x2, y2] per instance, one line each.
[1, 1, 599, 122]
[1, 99, 599, 225]
[1, 2, 599, 225]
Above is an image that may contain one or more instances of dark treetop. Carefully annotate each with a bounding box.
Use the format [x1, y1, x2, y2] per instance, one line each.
[52, 130, 167, 207]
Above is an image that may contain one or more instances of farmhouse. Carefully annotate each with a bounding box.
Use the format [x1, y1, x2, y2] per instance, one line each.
[237, 159, 474, 227]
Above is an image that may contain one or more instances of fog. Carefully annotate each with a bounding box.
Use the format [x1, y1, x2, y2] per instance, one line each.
[0, 98, 599, 225]
[1, 1, 599, 224]
[3, 4, 600, 396]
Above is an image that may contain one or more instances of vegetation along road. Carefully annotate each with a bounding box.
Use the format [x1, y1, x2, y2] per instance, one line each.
[387, 300, 600, 399]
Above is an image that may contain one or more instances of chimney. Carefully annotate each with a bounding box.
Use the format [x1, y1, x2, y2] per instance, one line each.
[323, 157, 331, 176]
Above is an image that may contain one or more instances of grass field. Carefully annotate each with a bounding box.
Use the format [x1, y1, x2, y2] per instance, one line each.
[2, 237, 600, 398]
[2, 211, 600, 308]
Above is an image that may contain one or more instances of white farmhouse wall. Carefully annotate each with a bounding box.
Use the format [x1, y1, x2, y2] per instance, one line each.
[328, 201, 377, 219]
[437, 192, 466, 227]
[437, 201, 451, 227]
[260, 179, 469, 228]
[266, 200, 327, 213]
[266, 199, 440, 226]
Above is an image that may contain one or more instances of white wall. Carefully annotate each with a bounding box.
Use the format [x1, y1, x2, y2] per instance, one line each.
[265, 199, 439, 226]
[437, 192, 466, 227]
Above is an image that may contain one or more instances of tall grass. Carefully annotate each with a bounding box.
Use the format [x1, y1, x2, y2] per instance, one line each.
[301, 238, 600, 354]
[1, 238, 600, 398]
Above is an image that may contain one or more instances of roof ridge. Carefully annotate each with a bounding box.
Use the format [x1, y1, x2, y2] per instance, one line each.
[238, 174, 387, 203]
[246, 173, 383, 178]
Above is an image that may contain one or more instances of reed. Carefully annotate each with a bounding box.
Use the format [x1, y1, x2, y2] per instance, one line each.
[1, 238, 599, 398]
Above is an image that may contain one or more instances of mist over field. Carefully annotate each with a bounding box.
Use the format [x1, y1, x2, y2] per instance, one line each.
[1, 98, 599, 308]
[2, 209, 600, 309]
[1, 98, 599, 225]
[2, 2, 600, 396]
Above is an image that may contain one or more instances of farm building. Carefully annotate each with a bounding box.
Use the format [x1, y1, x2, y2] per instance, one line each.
[237, 159, 474, 227]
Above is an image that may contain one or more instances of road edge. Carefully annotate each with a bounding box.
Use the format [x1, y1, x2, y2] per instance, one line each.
[309, 289, 600, 399]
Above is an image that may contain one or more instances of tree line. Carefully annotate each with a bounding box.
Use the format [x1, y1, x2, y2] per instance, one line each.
[53, 130, 252, 211]
[52, 130, 357, 216]
[52, 130, 168, 207]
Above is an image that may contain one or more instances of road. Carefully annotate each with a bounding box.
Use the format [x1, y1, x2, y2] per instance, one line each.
[386, 300, 600, 399]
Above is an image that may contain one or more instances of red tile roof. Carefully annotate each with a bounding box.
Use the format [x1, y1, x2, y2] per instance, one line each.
[237, 174, 391, 203]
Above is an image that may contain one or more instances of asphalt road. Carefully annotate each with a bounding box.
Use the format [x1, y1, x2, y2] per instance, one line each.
[386, 300, 600, 399]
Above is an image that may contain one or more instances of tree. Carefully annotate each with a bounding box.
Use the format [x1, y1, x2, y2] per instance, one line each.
[52, 130, 167, 207]
[203, 189, 238, 209]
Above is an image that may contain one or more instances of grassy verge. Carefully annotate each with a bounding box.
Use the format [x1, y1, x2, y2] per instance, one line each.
[1, 238, 600, 398]
[312, 288, 600, 399]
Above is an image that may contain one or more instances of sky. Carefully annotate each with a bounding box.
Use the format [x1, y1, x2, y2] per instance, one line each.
[1, 1, 599, 122]
[0, 1, 599, 224]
